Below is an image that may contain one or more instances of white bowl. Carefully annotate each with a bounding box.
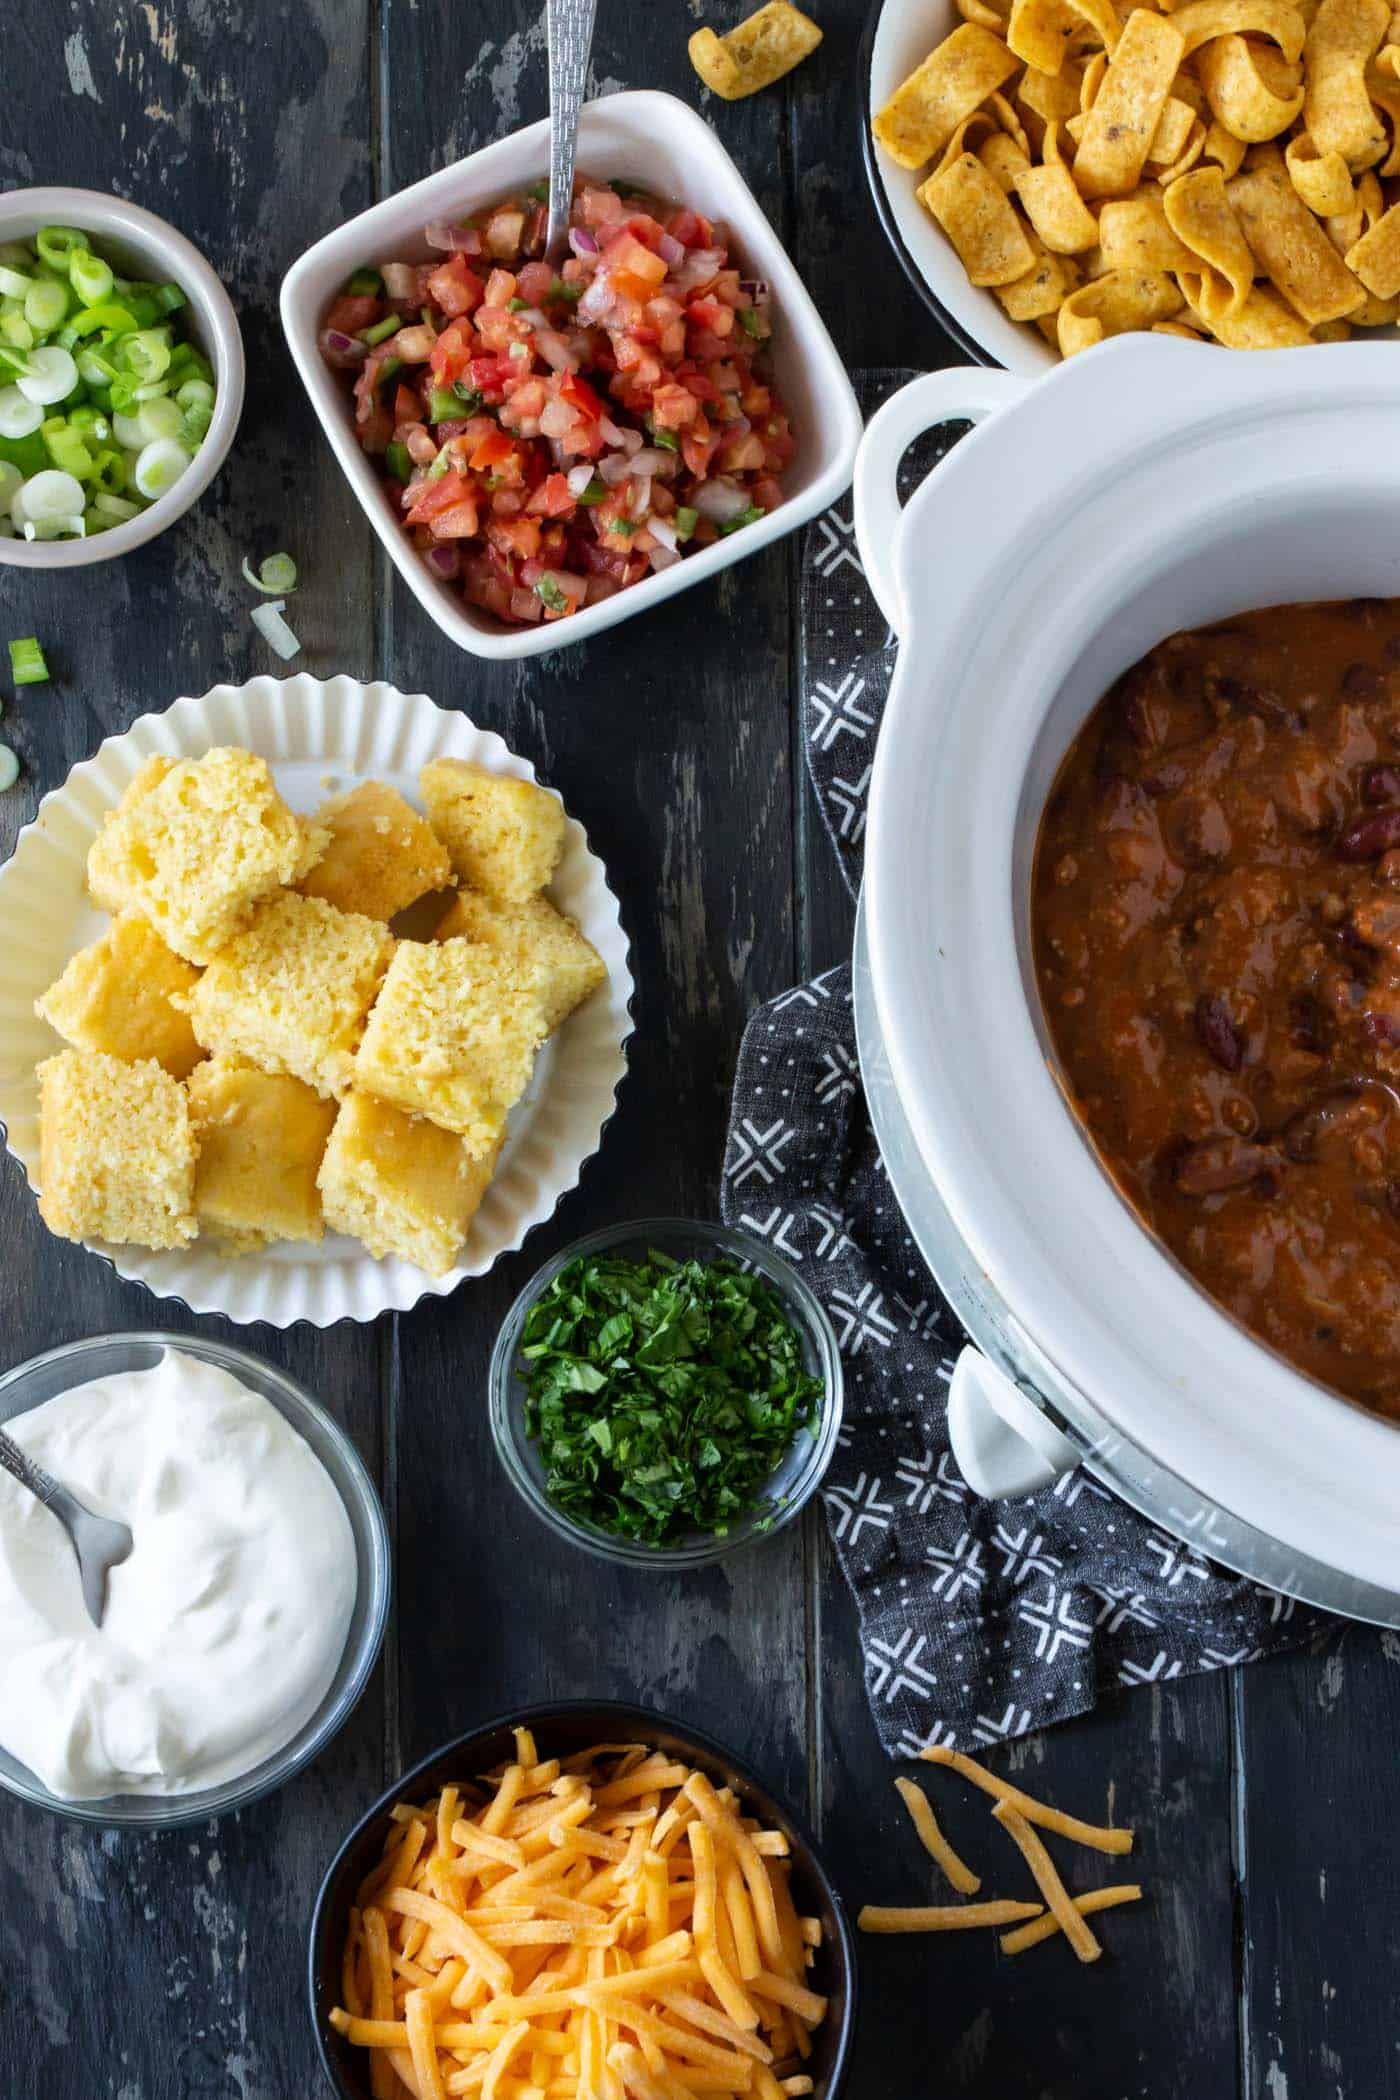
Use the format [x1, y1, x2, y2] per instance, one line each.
[866, 0, 1051, 375]
[0, 676, 634, 1328]
[280, 89, 862, 661]
[854, 338, 1400, 1618]
[0, 186, 245, 569]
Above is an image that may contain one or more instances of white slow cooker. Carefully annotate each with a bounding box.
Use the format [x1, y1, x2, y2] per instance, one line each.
[852, 336, 1400, 1623]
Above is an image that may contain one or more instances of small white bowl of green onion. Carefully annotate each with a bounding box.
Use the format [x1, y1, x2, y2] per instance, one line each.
[0, 188, 243, 569]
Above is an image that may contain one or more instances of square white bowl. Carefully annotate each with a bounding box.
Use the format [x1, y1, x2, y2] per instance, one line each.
[280, 89, 862, 660]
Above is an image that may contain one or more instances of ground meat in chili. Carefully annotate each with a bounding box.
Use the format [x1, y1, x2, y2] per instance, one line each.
[1032, 597, 1400, 1418]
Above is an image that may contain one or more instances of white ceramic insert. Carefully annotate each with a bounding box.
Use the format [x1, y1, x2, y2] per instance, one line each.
[281, 89, 861, 661]
[854, 335, 1400, 1617]
[0, 676, 633, 1328]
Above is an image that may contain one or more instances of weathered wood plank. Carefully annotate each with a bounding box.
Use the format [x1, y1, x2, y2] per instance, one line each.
[0, 3, 383, 2094]
[1238, 1632, 1400, 2100]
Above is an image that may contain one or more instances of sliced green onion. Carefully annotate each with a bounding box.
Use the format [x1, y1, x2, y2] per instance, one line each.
[0, 387, 43, 439]
[23, 515, 85, 541]
[180, 403, 212, 447]
[68, 250, 115, 308]
[0, 745, 19, 792]
[427, 385, 460, 422]
[120, 328, 172, 384]
[0, 266, 31, 300]
[126, 294, 160, 328]
[250, 599, 301, 660]
[384, 440, 412, 483]
[16, 469, 86, 523]
[35, 226, 89, 270]
[738, 308, 764, 340]
[674, 505, 698, 541]
[135, 394, 182, 443]
[132, 437, 191, 500]
[70, 302, 138, 338]
[241, 551, 298, 595]
[0, 431, 46, 476]
[92, 491, 140, 521]
[155, 281, 187, 314]
[112, 409, 146, 450]
[0, 460, 19, 510]
[68, 404, 110, 441]
[75, 346, 117, 388]
[0, 244, 34, 272]
[175, 377, 215, 411]
[16, 345, 78, 407]
[0, 311, 34, 353]
[9, 637, 49, 685]
[344, 268, 383, 296]
[359, 312, 401, 347]
[90, 449, 126, 494]
[42, 424, 93, 479]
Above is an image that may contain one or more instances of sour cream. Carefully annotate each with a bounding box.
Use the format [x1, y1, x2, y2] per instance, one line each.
[0, 1349, 357, 1799]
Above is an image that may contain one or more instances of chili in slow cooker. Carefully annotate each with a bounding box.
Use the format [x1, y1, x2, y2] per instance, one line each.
[1032, 597, 1400, 1418]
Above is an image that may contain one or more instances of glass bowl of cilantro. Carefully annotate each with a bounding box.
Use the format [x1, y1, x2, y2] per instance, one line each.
[489, 1219, 844, 1568]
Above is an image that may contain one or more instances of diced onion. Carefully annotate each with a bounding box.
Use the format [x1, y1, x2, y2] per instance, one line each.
[539, 396, 576, 440]
[568, 228, 600, 257]
[648, 515, 679, 551]
[17, 469, 86, 523]
[132, 438, 192, 501]
[534, 329, 576, 372]
[381, 262, 420, 300]
[657, 232, 685, 267]
[16, 346, 79, 407]
[0, 745, 18, 791]
[319, 328, 369, 367]
[0, 386, 43, 440]
[566, 462, 596, 497]
[250, 598, 302, 660]
[597, 452, 631, 487]
[426, 543, 460, 579]
[515, 306, 547, 329]
[649, 544, 682, 571]
[628, 448, 671, 477]
[425, 222, 482, 254]
[692, 476, 750, 524]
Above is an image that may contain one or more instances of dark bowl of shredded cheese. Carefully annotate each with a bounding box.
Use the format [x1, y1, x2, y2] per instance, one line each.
[488, 1217, 844, 1569]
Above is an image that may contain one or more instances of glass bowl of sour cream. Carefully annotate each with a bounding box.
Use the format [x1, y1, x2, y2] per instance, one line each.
[0, 1331, 389, 1828]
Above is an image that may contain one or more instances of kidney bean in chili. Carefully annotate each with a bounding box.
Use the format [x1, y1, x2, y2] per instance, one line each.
[1032, 599, 1400, 1417]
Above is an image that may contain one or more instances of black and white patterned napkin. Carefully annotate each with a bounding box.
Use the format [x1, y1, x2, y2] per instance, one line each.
[719, 371, 1332, 1757]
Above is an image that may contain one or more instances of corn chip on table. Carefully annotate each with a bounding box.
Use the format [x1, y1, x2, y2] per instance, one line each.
[2, 2, 1398, 2094]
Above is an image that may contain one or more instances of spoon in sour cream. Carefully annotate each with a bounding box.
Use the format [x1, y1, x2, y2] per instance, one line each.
[0, 1424, 132, 1627]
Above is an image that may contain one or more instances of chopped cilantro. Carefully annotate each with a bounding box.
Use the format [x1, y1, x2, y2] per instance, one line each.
[550, 277, 583, 305]
[645, 418, 679, 452]
[719, 504, 766, 535]
[519, 1249, 821, 1545]
[609, 518, 641, 536]
[674, 505, 698, 541]
[738, 307, 764, 340]
[527, 179, 550, 202]
[453, 383, 485, 413]
[508, 296, 528, 312]
[534, 574, 568, 612]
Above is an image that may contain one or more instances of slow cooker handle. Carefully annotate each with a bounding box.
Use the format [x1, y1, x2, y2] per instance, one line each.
[852, 369, 1032, 635]
[947, 1346, 1082, 1500]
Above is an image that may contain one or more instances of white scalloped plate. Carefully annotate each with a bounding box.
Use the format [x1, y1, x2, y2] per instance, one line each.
[0, 677, 634, 1328]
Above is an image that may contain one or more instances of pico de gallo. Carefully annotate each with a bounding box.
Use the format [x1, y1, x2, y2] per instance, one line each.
[319, 176, 794, 626]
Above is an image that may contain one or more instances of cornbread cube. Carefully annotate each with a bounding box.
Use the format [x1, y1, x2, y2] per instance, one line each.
[187, 1056, 337, 1249]
[434, 888, 606, 1031]
[37, 1048, 196, 1249]
[85, 745, 328, 963]
[85, 756, 177, 914]
[185, 892, 395, 1097]
[35, 912, 205, 1079]
[297, 781, 451, 922]
[420, 759, 566, 903]
[352, 937, 548, 1152]
[318, 1090, 497, 1275]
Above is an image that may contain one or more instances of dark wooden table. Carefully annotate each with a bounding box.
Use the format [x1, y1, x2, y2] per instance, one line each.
[4, 5, 1398, 2095]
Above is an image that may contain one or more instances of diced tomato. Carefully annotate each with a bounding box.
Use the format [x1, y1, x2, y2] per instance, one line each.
[357, 406, 393, 454]
[469, 429, 517, 471]
[560, 371, 604, 420]
[483, 267, 518, 307]
[487, 516, 543, 560]
[425, 253, 485, 318]
[516, 261, 556, 305]
[666, 207, 713, 249]
[428, 499, 480, 539]
[326, 294, 381, 335]
[429, 319, 476, 384]
[394, 384, 421, 426]
[405, 471, 475, 526]
[650, 381, 700, 431]
[687, 297, 734, 338]
[526, 473, 576, 518]
[609, 236, 668, 291]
